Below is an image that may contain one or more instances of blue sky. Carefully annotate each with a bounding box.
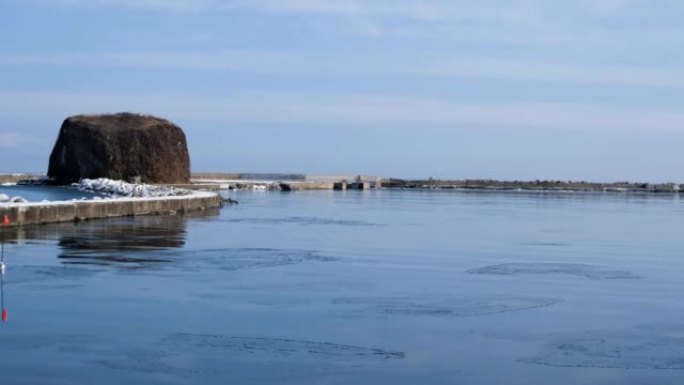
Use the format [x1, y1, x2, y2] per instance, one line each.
[1, 0, 683, 181]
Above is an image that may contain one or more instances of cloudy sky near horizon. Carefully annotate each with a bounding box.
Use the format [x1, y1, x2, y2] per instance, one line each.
[1, 0, 683, 181]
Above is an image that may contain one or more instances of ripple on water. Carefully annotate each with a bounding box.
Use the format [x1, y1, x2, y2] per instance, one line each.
[332, 296, 562, 317]
[466, 263, 639, 280]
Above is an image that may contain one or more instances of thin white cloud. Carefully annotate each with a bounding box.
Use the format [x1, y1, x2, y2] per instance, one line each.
[0, 132, 41, 148]
[0, 90, 682, 134]
[19, 0, 684, 20]
[18, 0, 495, 18]
[21, 0, 213, 11]
[2, 51, 683, 89]
[14, 0, 684, 51]
[0, 133, 21, 147]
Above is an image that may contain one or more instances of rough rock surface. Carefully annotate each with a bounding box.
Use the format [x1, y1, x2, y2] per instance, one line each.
[48, 113, 190, 185]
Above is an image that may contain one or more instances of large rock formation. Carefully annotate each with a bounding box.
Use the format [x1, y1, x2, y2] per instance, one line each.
[48, 113, 190, 185]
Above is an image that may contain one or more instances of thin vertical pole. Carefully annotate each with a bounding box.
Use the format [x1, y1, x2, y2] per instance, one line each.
[1, 213, 5, 263]
[0, 272, 4, 319]
[1, 214, 6, 322]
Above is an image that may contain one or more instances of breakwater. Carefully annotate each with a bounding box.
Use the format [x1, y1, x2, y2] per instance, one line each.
[4, 173, 682, 193]
[0, 192, 222, 227]
[190, 173, 379, 191]
[189, 173, 683, 193]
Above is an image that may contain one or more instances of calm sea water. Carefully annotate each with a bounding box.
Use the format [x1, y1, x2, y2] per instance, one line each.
[1, 189, 684, 384]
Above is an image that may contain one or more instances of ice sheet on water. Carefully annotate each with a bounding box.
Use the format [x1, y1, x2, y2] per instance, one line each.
[0, 334, 102, 350]
[5, 265, 104, 289]
[521, 329, 684, 370]
[0, 333, 195, 377]
[222, 216, 380, 227]
[172, 248, 337, 272]
[162, 333, 405, 361]
[57, 246, 335, 273]
[466, 262, 639, 279]
[92, 334, 404, 379]
[332, 296, 562, 317]
[93, 348, 196, 376]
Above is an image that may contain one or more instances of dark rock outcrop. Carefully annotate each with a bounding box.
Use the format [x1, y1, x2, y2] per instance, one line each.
[48, 113, 190, 185]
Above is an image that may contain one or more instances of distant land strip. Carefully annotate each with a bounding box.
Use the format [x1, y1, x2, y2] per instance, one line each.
[378, 178, 682, 193]
[2, 173, 683, 193]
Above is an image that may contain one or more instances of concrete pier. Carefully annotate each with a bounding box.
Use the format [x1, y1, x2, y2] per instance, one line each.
[0, 192, 222, 227]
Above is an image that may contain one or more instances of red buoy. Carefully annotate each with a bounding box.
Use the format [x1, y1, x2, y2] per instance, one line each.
[1, 309, 7, 322]
[2, 215, 8, 226]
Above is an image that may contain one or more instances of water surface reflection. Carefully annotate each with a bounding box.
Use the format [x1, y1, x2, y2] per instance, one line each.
[2, 191, 684, 384]
[57, 215, 188, 266]
[4, 210, 219, 268]
[0, 210, 219, 324]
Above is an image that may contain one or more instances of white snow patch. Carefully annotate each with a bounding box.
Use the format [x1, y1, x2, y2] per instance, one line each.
[0, 184, 217, 208]
[0, 194, 28, 203]
[73, 178, 192, 198]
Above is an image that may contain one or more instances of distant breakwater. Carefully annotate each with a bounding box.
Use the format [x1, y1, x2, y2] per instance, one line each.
[379, 179, 682, 193]
[2, 173, 682, 193]
[190, 173, 683, 193]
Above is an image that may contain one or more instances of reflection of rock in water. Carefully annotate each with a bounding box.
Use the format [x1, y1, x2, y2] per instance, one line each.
[521, 330, 684, 370]
[333, 296, 561, 317]
[0, 208, 218, 246]
[162, 333, 405, 360]
[466, 263, 639, 280]
[53, 214, 211, 266]
[60, 215, 186, 251]
[2, 209, 335, 275]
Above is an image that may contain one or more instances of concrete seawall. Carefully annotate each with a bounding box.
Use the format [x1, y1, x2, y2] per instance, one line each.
[0, 192, 222, 227]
